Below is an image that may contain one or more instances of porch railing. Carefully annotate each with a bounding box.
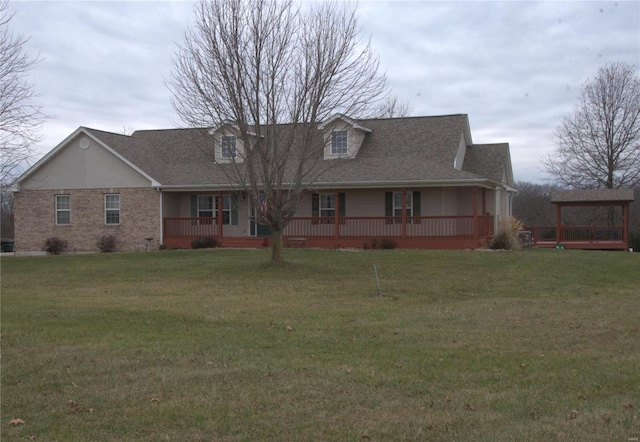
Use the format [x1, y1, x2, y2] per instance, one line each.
[524, 225, 624, 245]
[164, 215, 493, 240]
[164, 217, 218, 238]
[284, 215, 490, 238]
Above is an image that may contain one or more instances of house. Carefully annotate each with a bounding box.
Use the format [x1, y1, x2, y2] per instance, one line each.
[13, 114, 516, 254]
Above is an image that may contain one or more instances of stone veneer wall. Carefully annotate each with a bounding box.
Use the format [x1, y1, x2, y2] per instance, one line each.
[14, 188, 160, 253]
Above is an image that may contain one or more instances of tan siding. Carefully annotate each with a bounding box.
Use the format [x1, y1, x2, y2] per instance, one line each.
[346, 189, 383, 217]
[21, 135, 151, 190]
[296, 193, 313, 217]
[422, 188, 443, 216]
[485, 191, 496, 215]
[442, 188, 459, 215]
[162, 192, 181, 217]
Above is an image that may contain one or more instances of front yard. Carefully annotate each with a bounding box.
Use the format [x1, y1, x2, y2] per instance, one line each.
[1, 248, 638, 440]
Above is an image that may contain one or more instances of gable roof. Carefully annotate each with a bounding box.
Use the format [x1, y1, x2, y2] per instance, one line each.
[462, 143, 514, 188]
[18, 114, 514, 191]
[16, 127, 161, 187]
[551, 188, 635, 203]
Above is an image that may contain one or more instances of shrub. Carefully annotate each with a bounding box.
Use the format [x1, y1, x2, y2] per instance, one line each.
[489, 217, 523, 250]
[191, 237, 217, 249]
[380, 238, 397, 249]
[363, 238, 396, 250]
[44, 237, 68, 255]
[96, 234, 117, 253]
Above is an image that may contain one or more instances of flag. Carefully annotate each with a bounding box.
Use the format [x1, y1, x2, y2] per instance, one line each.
[259, 194, 268, 212]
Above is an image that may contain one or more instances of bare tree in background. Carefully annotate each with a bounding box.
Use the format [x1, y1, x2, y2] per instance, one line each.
[0, 0, 46, 185]
[169, 0, 387, 264]
[544, 62, 640, 190]
[512, 181, 557, 226]
[376, 95, 412, 118]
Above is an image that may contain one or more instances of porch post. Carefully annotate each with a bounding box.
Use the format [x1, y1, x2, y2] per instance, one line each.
[482, 188, 486, 214]
[472, 186, 479, 239]
[623, 202, 629, 249]
[481, 188, 487, 237]
[218, 191, 224, 241]
[334, 189, 340, 239]
[555, 203, 562, 244]
[401, 190, 407, 238]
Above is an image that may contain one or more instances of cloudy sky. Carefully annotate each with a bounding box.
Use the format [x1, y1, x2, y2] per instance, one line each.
[7, 0, 640, 183]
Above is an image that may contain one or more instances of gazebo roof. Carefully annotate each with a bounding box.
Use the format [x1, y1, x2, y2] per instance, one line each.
[551, 188, 635, 204]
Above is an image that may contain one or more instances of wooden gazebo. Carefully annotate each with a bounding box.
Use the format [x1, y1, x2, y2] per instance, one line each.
[550, 188, 635, 250]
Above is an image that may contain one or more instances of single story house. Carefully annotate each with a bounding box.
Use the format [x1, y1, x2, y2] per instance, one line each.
[13, 114, 516, 253]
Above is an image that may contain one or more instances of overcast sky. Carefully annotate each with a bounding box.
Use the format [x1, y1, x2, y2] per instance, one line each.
[7, 0, 640, 183]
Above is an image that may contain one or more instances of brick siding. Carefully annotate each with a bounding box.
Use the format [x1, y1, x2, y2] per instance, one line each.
[14, 188, 160, 253]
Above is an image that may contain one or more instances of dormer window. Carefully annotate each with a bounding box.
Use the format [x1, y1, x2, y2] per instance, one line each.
[221, 135, 237, 159]
[331, 130, 348, 155]
[320, 114, 370, 160]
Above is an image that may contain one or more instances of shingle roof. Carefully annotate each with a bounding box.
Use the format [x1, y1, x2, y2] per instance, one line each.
[551, 188, 635, 203]
[85, 114, 511, 189]
[462, 143, 513, 187]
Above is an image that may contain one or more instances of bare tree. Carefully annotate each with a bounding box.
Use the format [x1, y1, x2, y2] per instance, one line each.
[544, 62, 640, 190]
[169, 0, 387, 264]
[0, 0, 46, 185]
[512, 181, 557, 226]
[375, 95, 412, 118]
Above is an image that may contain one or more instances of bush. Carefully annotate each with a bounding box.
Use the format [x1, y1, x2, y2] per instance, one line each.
[489, 217, 523, 250]
[363, 238, 396, 250]
[96, 234, 117, 253]
[191, 237, 217, 249]
[629, 231, 640, 252]
[44, 237, 68, 255]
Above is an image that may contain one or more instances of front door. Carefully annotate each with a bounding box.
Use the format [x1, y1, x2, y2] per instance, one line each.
[249, 203, 271, 237]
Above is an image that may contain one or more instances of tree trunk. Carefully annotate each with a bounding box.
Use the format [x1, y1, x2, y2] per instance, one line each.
[270, 228, 285, 265]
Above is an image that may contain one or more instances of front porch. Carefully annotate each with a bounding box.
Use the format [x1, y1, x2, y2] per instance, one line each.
[163, 213, 494, 250]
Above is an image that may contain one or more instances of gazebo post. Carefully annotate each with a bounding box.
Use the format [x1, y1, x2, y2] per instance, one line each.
[623, 202, 629, 250]
[555, 202, 562, 245]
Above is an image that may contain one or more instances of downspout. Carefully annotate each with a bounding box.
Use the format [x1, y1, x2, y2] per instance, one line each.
[158, 188, 164, 246]
[494, 187, 501, 234]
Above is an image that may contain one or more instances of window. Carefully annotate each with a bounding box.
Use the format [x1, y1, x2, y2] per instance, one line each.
[219, 194, 238, 225]
[197, 195, 214, 218]
[320, 193, 335, 218]
[105, 194, 120, 225]
[312, 192, 345, 224]
[331, 130, 348, 155]
[385, 191, 421, 224]
[221, 135, 237, 159]
[393, 191, 413, 217]
[190, 194, 237, 225]
[55, 195, 70, 225]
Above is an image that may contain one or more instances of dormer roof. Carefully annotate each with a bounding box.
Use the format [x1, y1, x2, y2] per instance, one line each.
[318, 113, 372, 133]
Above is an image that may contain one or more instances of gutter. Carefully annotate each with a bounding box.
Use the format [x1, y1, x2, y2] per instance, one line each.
[156, 178, 502, 192]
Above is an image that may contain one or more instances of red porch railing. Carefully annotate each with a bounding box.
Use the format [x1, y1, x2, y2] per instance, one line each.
[283, 215, 486, 238]
[164, 217, 218, 238]
[523, 225, 626, 249]
[163, 214, 494, 249]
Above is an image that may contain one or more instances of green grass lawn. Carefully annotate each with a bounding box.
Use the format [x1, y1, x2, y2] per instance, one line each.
[1, 248, 639, 441]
